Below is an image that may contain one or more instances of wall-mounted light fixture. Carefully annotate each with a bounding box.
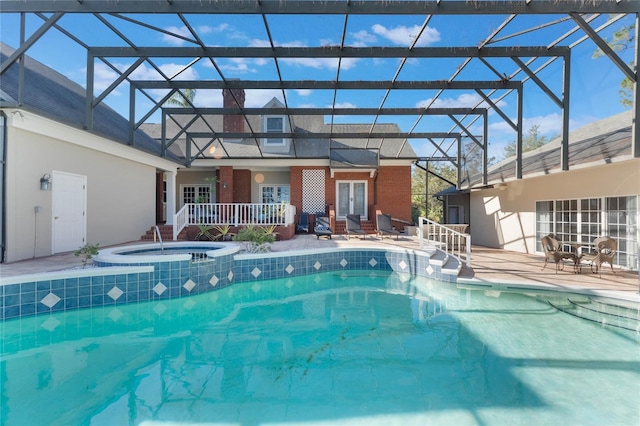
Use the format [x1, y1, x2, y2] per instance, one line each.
[40, 173, 52, 191]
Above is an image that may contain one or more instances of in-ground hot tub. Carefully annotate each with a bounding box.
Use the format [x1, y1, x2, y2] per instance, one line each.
[93, 241, 241, 299]
[94, 241, 239, 264]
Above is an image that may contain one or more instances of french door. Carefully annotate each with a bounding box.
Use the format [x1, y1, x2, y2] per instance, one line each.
[336, 181, 367, 219]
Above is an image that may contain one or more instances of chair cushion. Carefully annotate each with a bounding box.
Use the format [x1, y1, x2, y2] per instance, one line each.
[316, 225, 330, 232]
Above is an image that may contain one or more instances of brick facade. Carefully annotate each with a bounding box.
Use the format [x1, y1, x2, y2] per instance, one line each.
[217, 166, 234, 203]
[233, 169, 251, 203]
[289, 165, 412, 225]
[374, 166, 412, 223]
[222, 88, 245, 133]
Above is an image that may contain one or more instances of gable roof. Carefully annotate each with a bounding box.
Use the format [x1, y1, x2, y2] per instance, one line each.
[0, 43, 181, 163]
[140, 112, 417, 162]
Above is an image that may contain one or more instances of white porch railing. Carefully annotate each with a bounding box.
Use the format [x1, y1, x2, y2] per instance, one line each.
[173, 203, 296, 240]
[418, 217, 471, 268]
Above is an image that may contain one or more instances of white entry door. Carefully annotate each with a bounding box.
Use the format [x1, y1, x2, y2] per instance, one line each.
[336, 181, 367, 219]
[52, 171, 87, 254]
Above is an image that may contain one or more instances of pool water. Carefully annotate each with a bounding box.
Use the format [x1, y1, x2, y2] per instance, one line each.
[1, 271, 638, 425]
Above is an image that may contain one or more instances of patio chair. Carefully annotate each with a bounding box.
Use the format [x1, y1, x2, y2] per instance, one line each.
[580, 237, 617, 278]
[376, 213, 400, 240]
[297, 212, 309, 233]
[346, 214, 367, 239]
[314, 215, 333, 239]
[541, 234, 577, 274]
[577, 236, 607, 273]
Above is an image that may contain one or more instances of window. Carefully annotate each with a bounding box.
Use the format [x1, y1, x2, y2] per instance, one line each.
[264, 116, 285, 146]
[536, 196, 638, 268]
[261, 185, 290, 203]
[181, 185, 211, 205]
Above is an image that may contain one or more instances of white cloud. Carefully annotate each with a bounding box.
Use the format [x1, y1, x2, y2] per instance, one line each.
[90, 61, 198, 96]
[90, 63, 119, 92]
[249, 38, 272, 48]
[351, 30, 377, 46]
[332, 102, 357, 108]
[219, 58, 256, 73]
[198, 23, 229, 34]
[244, 89, 285, 108]
[372, 24, 440, 47]
[162, 26, 192, 46]
[249, 38, 359, 70]
[155, 63, 199, 80]
[489, 113, 562, 136]
[282, 57, 357, 70]
[295, 89, 312, 97]
[416, 93, 506, 109]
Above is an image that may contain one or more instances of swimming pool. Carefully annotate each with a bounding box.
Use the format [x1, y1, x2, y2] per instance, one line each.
[1, 270, 638, 425]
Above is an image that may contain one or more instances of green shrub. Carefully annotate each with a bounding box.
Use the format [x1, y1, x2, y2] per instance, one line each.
[233, 225, 275, 253]
[74, 243, 100, 267]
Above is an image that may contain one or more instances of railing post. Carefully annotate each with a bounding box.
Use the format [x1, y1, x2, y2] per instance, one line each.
[173, 215, 178, 241]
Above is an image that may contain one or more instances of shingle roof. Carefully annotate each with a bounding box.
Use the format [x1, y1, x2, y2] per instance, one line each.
[140, 111, 417, 161]
[0, 43, 180, 163]
[480, 110, 634, 185]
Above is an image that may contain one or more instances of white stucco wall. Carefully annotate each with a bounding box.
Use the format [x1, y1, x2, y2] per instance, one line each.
[469, 159, 640, 254]
[4, 111, 178, 262]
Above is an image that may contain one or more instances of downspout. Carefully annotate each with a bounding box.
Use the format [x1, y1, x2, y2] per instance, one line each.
[0, 112, 6, 262]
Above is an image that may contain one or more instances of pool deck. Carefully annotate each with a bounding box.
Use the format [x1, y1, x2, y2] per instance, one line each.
[1, 234, 638, 300]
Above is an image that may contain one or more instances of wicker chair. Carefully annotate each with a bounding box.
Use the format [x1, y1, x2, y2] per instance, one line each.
[541, 234, 577, 274]
[580, 237, 617, 278]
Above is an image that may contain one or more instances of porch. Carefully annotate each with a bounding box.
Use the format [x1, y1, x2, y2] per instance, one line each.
[172, 202, 297, 240]
[167, 202, 386, 241]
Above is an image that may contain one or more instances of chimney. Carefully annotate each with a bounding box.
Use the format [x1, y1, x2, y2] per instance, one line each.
[223, 86, 245, 136]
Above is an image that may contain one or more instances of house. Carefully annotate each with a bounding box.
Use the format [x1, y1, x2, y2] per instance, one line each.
[437, 110, 639, 271]
[140, 88, 418, 239]
[0, 43, 417, 263]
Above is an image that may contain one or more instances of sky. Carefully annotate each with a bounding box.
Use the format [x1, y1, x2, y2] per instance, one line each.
[0, 8, 635, 160]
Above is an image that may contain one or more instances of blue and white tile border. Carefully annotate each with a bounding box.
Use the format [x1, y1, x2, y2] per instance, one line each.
[0, 245, 460, 321]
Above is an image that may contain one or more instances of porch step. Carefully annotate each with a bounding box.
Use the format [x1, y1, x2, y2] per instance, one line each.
[140, 225, 181, 241]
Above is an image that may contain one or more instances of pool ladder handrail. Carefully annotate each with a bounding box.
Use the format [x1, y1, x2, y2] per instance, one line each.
[153, 225, 164, 252]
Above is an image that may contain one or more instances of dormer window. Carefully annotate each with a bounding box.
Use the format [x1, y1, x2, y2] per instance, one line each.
[264, 115, 286, 146]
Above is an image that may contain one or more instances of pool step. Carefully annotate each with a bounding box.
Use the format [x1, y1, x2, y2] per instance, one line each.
[548, 297, 640, 332]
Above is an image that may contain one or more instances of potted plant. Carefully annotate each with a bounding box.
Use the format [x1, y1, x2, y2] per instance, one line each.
[212, 223, 235, 241]
[194, 224, 216, 241]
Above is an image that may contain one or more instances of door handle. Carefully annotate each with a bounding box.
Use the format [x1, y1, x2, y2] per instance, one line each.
[54, 216, 59, 219]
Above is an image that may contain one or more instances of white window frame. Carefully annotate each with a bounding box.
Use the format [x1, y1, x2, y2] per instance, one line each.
[535, 196, 638, 269]
[263, 115, 286, 146]
[180, 184, 212, 207]
[260, 184, 290, 203]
